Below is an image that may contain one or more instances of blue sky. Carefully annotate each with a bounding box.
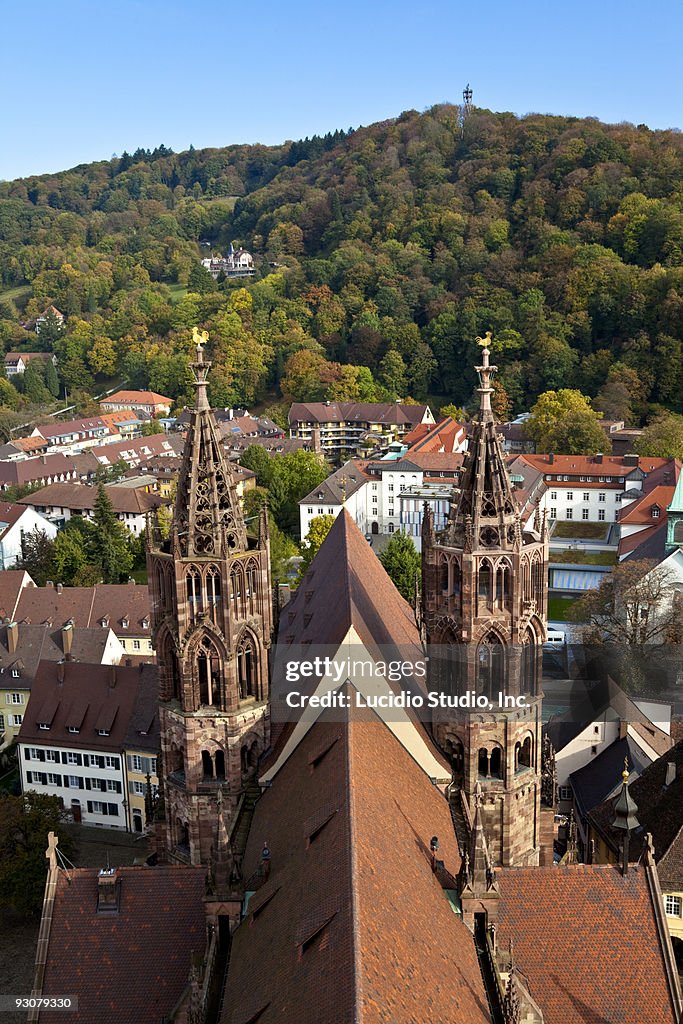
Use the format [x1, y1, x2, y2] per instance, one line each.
[2, 0, 680, 180]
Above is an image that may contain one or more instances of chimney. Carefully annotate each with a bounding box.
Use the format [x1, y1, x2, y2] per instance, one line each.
[548, 453, 554, 465]
[46, 580, 54, 589]
[623, 454, 640, 467]
[6, 621, 18, 655]
[594, 453, 604, 464]
[61, 623, 73, 660]
[96, 868, 120, 913]
[57, 663, 65, 684]
[56, 583, 63, 595]
[665, 762, 677, 787]
[619, 719, 628, 740]
[109, 666, 117, 689]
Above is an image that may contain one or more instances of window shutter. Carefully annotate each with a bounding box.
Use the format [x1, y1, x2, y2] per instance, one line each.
[26, 771, 32, 783]
[128, 780, 136, 794]
[127, 755, 133, 769]
[85, 778, 91, 790]
[61, 752, 68, 764]
[37, 750, 45, 762]
[87, 801, 92, 813]
[116, 781, 122, 794]
[83, 755, 89, 766]
[142, 757, 151, 775]
[24, 749, 31, 760]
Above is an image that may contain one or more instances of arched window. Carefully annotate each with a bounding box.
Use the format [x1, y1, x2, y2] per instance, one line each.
[245, 562, 258, 617]
[447, 737, 464, 775]
[240, 745, 249, 773]
[478, 747, 489, 777]
[186, 567, 202, 625]
[230, 566, 242, 618]
[159, 633, 180, 701]
[201, 750, 213, 778]
[197, 636, 221, 706]
[514, 741, 521, 773]
[206, 565, 222, 626]
[520, 735, 533, 770]
[215, 749, 225, 779]
[490, 746, 503, 779]
[176, 819, 189, 853]
[237, 634, 258, 700]
[497, 559, 512, 611]
[440, 557, 449, 595]
[478, 633, 505, 699]
[522, 631, 538, 696]
[532, 555, 544, 603]
[478, 560, 492, 615]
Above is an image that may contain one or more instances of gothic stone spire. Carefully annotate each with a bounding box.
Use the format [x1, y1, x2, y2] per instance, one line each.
[173, 329, 248, 557]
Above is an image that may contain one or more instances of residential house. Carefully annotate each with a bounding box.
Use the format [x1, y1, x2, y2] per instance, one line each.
[0, 501, 57, 569]
[18, 481, 169, 534]
[0, 452, 83, 492]
[288, 400, 435, 458]
[15, 580, 154, 660]
[31, 416, 114, 453]
[18, 661, 158, 831]
[34, 306, 64, 333]
[100, 390, 172, 417]
[588, 740, 683, 950]
[0, 621, 124, 746]
[4, 351, 58, 377]
[201, 244, 255, 278]
[545, 676, 673, 816]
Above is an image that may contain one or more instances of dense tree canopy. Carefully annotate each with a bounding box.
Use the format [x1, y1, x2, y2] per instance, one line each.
[1, 106, 683, 423]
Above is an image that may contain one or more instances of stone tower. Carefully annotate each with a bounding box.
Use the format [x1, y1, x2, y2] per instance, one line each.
[147, 331, 273, 865]
[422, 334, 547, 867]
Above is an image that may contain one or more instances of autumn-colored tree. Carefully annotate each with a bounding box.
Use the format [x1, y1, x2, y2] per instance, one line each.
[525, 390, 610, 455]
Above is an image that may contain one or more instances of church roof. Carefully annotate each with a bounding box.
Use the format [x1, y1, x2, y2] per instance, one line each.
[668, 468, 683, 513]
[40, 865, 207, 1024]
[496, 863, 679, 1024]
[222, 707, 490, 1024]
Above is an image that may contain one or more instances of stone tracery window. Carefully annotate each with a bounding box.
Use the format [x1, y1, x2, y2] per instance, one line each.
[197, 635, 221, 706]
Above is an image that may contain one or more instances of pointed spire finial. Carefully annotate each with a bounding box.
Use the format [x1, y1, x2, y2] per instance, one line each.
[622, 756, 630, 784]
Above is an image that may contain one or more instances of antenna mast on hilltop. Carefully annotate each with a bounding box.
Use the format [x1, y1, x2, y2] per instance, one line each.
[460, 83, 473, 138]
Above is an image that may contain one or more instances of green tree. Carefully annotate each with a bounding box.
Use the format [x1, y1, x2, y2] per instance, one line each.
[89, 484, 134, 583]
[297, 515, 335, 580]
[634, 413, 683, 459]
[22, 360, 51, 405]
[0, 792, 74, 915]
[44, 357, 60, 398]
[378, 349, 407, 398]
[16, 527, 55, 586]
[525, 390, 610, 455]
[378, 530, 421, 603]
[141, 418, 164, 435]
[52, 522, 99, 586]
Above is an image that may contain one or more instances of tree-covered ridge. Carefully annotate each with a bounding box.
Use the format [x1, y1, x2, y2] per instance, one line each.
[1, 105, 683, 424]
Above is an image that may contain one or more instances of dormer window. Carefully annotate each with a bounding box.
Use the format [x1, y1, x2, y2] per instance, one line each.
[97, 729, 110, 736]
[38, 723, 50, 730]
[121, 617, 129, 629]
[68, 726, 80, 734]
[11, 668, 20, 678]
[652, 506, 660, 519]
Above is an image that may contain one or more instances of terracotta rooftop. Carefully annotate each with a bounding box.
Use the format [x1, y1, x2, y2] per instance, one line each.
[18, 481, 168, 515]
[289, 401, 430, 426]
[223, 709, 490, 1024]
[0, 569, 32, 620]
[0, 452, 81, 488]
[100, 389, 172, 405]
[618, 484, 675, 525]
[404, 415, 466, 453]
[18, 661, 158, 754]
[520, 453, 673, 478]
[496, 863, 679, 1023]
[16, 581, 151, 636]
[40, 864, 207, 1024]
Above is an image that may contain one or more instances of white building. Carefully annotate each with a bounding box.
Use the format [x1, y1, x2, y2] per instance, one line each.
[0, 502, 57, 569]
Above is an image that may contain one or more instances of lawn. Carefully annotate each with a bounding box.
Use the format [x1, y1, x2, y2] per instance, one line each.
[552, 521, 609, 540]
[165, 283, 188, 304]
[0, 284, 31, 309]
[547, 595, 585, 622]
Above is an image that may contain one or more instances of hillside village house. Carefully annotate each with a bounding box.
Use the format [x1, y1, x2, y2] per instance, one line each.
[201, 244, 255, 278]
[4, 352, 58, 378]
[34, 306, 64, 333]
[288, 400, 435, 457]
[100, 390, 172, 417]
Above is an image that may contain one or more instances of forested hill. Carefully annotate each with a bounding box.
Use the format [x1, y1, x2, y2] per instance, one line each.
[1, 105, 683, 423]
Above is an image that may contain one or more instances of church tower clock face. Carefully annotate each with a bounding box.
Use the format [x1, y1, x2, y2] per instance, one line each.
[422, 334, 548, 868]
[147, 330, 273, 866]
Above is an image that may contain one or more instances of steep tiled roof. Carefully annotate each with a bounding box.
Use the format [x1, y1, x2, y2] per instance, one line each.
[618, 521, 666, 559]
[300, 460, 369, 505]
[618, 485, 675, 524]
[496, 863, 679, 1023]
[521, 453, 674, 479]
[588, 739, 683, 863]
[0, 452, 80, 488]
[223, 709, 490, 1024]
[40, 865, 206, 1024]
[0, 569, 32, 619]
[101, 389, 172, 405]
[404, 415, 466, 453]
[18, 481, 168, 515]
[289, 401, 430, 426]
[18, 661, 158, 753]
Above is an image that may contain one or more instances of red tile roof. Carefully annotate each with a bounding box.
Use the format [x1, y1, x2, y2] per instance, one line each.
[289, 401, 430, 427]
[618, 485, 675, 525]
[496, 863, 679, 1023]
[404, 415, 466, 453]
[18, 481, 168, 515]
[41, 865, 207, 1024]
[223, 709, 490, 1024]
[100, 390, 172, 406]
[16, 582, 151, 636]
[521, 453, 673, 479]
